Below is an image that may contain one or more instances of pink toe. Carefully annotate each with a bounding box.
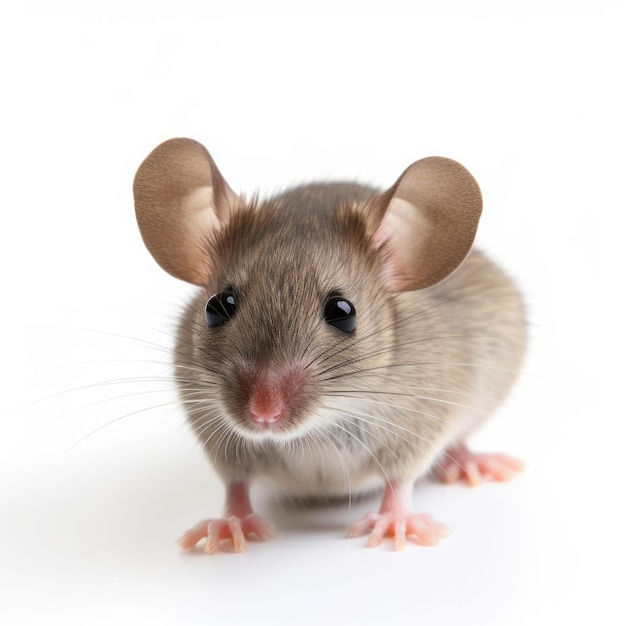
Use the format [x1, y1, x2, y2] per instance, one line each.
[177, 521, 209, 550]
[368, 518, 388, 547]
[393, 519, 407, 551]
[407, 515, 449, 546]
[228, 516, 247, 553]
[347, 513, 377, 538]
[243, 515, 275, 541]
[465, 461, 482, 487]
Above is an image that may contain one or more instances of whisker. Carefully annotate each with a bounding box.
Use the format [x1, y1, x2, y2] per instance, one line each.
[331, 394, 490, 419]
[307, 277, 512, 371]
[327, 421, 398, 507]
[404, 386, 501, 402]
[316, 334, 504, 378]
[322, 404, 478, 480]
[324, 385, 502, 405]
[49, 399, 187, 468]
[310, 426, 354, 528]
[319, 359, 526, 385]
[325, 404, 448, 457]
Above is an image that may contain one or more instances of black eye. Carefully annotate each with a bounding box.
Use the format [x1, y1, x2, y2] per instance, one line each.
[205, 290, 237, 327]
[324, 294, 356, 334]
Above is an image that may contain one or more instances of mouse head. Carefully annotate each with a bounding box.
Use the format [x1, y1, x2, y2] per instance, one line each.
[133, 138, 481, 292]
[133, 139, 482, 443]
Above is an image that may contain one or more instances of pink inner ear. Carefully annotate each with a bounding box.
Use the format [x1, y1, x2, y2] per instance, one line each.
[134, 138, 239, 286]
[372, 223, 391, 250]
[370, 195, 431, 293]
[371, 223, 405, 293]
[367, 157, 482, 293]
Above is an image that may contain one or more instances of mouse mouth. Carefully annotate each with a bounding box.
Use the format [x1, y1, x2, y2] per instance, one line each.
[241, 393, 302, 438]
[229, 410, 310, 441]
[245, 402, 287, 434]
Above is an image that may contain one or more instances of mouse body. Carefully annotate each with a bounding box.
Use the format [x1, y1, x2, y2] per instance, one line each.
[133, 138, 526, 552]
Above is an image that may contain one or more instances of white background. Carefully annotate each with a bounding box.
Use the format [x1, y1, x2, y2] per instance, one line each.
[1, 1, 624, 624]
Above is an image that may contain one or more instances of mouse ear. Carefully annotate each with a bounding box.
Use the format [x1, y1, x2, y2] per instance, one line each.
[369, 157, 482, 291]
[133, 138, 236, 285]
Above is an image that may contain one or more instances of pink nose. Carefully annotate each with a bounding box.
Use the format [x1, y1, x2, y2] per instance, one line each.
[249, 381, 285, 424]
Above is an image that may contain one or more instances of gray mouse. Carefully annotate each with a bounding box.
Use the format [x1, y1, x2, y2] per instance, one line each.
[133, 138, 526, 553]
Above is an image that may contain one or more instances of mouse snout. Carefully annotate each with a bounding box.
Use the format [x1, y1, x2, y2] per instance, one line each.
[236, 362, 313, 433]
[250, 381, 284, 424]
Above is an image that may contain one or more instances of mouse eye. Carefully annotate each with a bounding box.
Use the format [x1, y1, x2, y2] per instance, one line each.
[205, 290, 237, 327]
[323, 294, 356, 334]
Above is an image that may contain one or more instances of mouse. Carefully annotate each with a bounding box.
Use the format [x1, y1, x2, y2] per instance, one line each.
[133, 137, 526, 553]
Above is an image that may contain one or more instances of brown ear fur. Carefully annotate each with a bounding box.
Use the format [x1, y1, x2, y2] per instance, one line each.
[370, 157, 482, 291]
[133, 138, 236, 285]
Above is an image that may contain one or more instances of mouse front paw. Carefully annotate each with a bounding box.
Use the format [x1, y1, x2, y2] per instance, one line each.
[177, 514, 275, 554]
[347, 479, 448, 550]
[348, 511, 449, 550]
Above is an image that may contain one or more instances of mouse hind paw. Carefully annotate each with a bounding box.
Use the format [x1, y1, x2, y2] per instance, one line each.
[434, 443, 525, 486]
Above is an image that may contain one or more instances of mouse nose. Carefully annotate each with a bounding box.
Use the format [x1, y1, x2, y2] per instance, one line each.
[249, 381, 285, 424]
